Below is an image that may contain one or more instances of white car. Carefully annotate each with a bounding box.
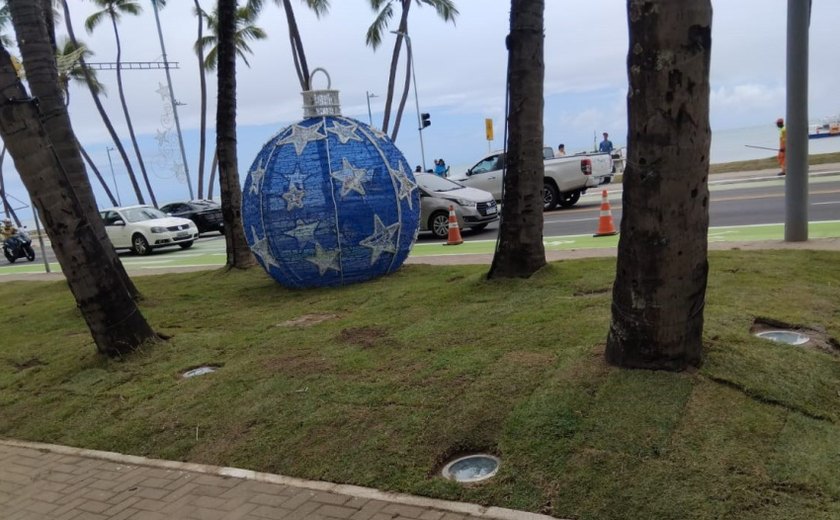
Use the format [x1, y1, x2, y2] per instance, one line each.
[415, 173, 498, 239]
[99, 205, 199, 255]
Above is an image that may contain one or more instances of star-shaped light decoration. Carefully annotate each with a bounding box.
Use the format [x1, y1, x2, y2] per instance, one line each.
[282, 182, 306, 211]
[275, 121, 327, 155]
[250, 226, 280, 269]
[369, 126, 388, 140]
[155, 129, 169, 147]
[285, 219, 319, 246]
[248, 158, 267, 195]
[327, 120, 363, 144]
[330, 158, 369, 198]
[360, 214, 400, 265]
[155, 82, 170, 100]
[388, 162, 417, 209]
[306, 242, 341, 276]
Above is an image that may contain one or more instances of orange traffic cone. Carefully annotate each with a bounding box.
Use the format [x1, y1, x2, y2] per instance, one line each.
[594, 190, 618, 237]
[444, 205, 464, 246]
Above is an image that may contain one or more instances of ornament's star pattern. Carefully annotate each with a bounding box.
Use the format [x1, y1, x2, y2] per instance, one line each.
[331, 158, 369, 198]
[275, 122, 326, 155]
[155, 82, 169, 100]
[306, 242, 341, 276]
[327, 120, 363, 144]
[250, 226, 280, 268]
[248, 159, 267, 195]
[388, 162, 417, 209]
[285, 219, 319, 246]
[282, 182, 306, 211]
[360, 214, 400, 265]
[370, 126, 388, 140]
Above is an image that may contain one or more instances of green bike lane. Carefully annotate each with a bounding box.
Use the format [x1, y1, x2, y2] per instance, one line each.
[3, 220, 840, 277]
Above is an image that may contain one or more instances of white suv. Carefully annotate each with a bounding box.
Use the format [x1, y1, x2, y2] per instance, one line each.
[100, 205, 199, 255]
[415, 173, 498, 239]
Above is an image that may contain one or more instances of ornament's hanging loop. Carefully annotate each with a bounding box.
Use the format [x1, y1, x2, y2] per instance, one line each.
[302, 67, 341, 118]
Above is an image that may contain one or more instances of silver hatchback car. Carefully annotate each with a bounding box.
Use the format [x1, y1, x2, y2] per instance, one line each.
[415, 173, 499, 239]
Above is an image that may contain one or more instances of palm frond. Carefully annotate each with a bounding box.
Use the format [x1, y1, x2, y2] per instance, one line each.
[84, 10, 107, 33]
[365, 3, 393, 49]
[417, 0, 459, 23]
[304, 0, 330, 18]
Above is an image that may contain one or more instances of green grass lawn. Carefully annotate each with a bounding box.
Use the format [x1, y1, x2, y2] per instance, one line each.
[709, 151, 840, 174]
[1, 250, 839, 519]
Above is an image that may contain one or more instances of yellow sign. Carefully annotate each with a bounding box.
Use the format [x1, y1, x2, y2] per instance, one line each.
[485, 118, 494, 141]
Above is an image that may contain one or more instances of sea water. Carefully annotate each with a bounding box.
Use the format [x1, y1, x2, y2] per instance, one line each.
[711, 124, 840, 164]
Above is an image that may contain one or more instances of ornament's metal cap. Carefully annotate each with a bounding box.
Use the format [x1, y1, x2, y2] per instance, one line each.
[302, 68, 341, 117]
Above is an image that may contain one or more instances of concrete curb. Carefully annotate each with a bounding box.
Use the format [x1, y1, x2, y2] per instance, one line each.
[0, 438, 563, 520]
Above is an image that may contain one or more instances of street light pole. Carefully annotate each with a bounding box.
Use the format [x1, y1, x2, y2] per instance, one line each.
[106, 146, 121, 206]
[151, 0, 194, 200]
[785, 0, 810, 242]
[391, 30, 426, 172]
[366, 91, 378, 126]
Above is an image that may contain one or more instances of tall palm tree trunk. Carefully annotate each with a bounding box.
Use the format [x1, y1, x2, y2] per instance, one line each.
[207, 148, 218, 200]
[60, 0, 145, 205]
[79, 142, 118, 206]
[281, 0, 311, 91]
[3, 2, 156, 356]
[109, 13, 157, 206]
[381, 1, 410, 133]
[194, 0, 207, 199]
[605, 0, 712, 371]
[389, 18, 411, 142]
[0, 147, 21, 224]
[217, 0, 256, 269]
[487, 0, 546, 279]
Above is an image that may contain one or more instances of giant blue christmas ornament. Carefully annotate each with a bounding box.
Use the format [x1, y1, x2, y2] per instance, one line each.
[242, 70, 420, 288]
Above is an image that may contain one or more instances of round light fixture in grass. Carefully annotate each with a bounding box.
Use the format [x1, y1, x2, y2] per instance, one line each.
[755, 330, 810, 346]
[441, 454, 500, 483]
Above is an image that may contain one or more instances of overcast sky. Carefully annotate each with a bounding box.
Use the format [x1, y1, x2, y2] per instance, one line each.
[4, 0, 840, 208]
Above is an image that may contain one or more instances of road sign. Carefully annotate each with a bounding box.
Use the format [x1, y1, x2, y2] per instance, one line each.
[485, 118, 494, 141]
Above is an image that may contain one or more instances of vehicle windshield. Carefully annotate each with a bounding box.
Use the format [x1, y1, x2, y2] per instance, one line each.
[415, 174, 463, 193]
[121, 207, 168, 223]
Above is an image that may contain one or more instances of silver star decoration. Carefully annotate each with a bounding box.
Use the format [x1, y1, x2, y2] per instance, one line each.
[155, 129, 169, 147]
[388, 162, 417, 209]
[275, 122, 326, 155]
[285, 219, 319, 246]
[370, 126, 388, 140]
[328, 120, 363, 144]
[306, 242, 341, 276]
[331, 158, 369, 198]
[155, 82, 170, 100]
[250, 226, 280, 268]
[360, 215, 400, 265]
[282, 182, 306, 211]
[249, 159, 267, 195]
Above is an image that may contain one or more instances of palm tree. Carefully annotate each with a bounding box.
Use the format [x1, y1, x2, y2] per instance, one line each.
[246, 0, 329, 92]
[85, 0, 158, 207]
[487, 0, 545, 279]
[60, 0, 146, 206]
[216, 0, 256, 269]
[195, 2, 266, 199]
[605, 0, 712, 371]
[3, 0, 156, 356]
[193, 0, 208, 199]
[365, 0, 458, 140]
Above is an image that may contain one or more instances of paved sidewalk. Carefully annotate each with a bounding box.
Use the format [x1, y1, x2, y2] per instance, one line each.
[0, 440, 553, 520]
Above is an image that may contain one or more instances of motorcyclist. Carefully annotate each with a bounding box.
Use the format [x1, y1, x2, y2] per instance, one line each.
[1, 218, 18, 242]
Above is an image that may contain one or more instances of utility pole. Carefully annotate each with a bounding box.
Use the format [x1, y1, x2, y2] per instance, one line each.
[785, 0, 810, 241]
[151, 0, 194, 200]
[366, 91, 377, 126]
[106, 146, 121, 206]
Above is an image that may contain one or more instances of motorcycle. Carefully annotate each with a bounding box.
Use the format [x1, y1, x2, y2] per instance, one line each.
[3, 228, 36, 263]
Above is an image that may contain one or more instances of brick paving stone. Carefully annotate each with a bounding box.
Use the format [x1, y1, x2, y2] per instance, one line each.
[309, 492, 349, 506]
[315, 504, 358, 519]
[381, 504, 426, 519]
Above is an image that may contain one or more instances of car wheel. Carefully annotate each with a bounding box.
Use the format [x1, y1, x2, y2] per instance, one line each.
[558, 190, 581, 208]
[429, 211, 450, 239]
[132, 234, 152, 256]
[543, 182, 559, 211]
[470, 224, 489, 233]
[179, 241, 194, 250]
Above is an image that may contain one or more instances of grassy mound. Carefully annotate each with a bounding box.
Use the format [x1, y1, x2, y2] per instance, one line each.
[1, 250, 838, 519]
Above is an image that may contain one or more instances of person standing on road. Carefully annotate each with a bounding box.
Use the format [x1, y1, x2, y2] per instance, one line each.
[599, 132, 614, 154]
[776, 117, 786, 176]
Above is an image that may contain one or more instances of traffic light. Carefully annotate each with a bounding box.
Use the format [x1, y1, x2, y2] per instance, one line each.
[421, 113, 431, 129]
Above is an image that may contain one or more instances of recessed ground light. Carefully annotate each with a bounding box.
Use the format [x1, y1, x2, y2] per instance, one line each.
[441, 454, 500, 483]
[755, 330, 810, 346]
[182, 366, 217, 378]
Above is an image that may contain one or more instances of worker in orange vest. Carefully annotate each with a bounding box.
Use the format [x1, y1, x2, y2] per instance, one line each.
[776, 117, 786, 176]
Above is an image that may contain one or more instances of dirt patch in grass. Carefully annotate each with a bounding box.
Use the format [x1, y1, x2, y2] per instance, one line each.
[7, 357, 46, 372]
[338, 326, 392, 348]
[751, 317, 840, 357]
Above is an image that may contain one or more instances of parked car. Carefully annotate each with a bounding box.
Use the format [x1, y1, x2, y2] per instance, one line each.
[159, 200, 224, 234]
[99, 205, 199, 255]
[415, 173, 498, 239]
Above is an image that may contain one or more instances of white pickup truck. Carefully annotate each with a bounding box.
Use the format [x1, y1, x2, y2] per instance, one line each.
[450, 149, 613, 210]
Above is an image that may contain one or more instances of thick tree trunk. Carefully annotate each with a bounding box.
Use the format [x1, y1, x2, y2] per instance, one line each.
[60, 0, 145, 205]
[605, 0, 712, 371]
[110, 15, 157, 207]
[1, 5, 157, 357]
[217, 0, 256, 269]
[487, 0, 546, 279]
[23, 0, 141, 301]
[194, 0, 207, 199]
